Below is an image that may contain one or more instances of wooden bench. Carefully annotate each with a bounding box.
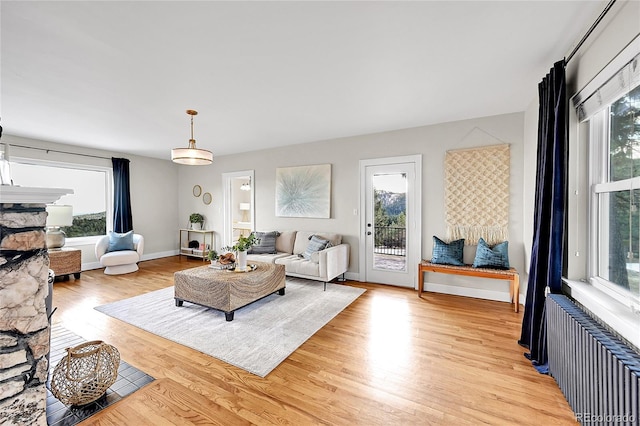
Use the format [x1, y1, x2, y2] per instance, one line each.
[418, 260, 520, 312]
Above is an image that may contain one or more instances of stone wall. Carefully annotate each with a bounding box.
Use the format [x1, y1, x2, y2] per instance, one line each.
[0, 203, 49, 425]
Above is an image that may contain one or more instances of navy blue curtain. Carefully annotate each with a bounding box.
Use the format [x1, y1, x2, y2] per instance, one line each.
[112, 157, 133, 233]
[518, 60, 568, 374]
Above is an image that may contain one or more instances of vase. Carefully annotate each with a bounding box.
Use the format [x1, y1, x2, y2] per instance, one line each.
[236, 250, 248, 271]
[190, 222, 202, 231]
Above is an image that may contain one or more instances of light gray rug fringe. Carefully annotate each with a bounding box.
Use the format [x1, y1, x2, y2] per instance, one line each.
[95, 278, 365, 377]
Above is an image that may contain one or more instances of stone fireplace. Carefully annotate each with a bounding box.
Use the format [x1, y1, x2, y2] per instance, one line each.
[0, 186, 71, 425]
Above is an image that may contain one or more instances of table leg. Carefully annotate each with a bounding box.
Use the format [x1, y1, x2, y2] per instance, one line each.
[418, 264, 424, 298]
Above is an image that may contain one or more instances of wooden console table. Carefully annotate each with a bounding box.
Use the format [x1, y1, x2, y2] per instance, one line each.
[49, 247, 82, 280]
[418, 260, 519, 312]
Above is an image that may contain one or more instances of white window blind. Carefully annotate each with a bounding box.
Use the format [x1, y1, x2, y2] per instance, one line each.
[572, 34, 640, 122]
[574, 53, 639, 122]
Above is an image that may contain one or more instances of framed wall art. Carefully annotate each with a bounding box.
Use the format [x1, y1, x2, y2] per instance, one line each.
[275, 164, 331, 218]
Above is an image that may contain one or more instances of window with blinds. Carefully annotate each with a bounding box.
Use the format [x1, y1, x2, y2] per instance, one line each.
[576, 37, 640, 308]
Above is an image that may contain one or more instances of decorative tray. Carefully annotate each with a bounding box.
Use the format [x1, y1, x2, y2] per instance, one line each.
[228, 264, 258, 273]
[208, 263, 234, 270]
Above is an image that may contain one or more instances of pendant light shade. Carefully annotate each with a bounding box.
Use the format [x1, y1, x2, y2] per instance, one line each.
[171, 110, 213, 165]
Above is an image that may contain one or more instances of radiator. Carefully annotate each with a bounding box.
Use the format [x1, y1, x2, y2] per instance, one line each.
[546, 294, 640, 425]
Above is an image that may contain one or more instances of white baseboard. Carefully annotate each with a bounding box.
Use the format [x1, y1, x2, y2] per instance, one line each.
[423, 281, 525, 305]
[344, 272, 360, 281]
[82, 250, 180, 271]
[82, 261, 102, 271]
[141, 250, 179, 261]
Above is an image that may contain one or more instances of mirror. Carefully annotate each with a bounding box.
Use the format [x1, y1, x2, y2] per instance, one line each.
[192, 185, 202, 197]
[202, 192, 212, 205]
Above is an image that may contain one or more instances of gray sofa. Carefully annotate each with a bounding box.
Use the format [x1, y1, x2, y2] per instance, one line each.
[246, 231, 349, 286]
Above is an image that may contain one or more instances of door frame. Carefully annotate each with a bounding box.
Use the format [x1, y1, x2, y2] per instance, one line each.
[359, 155, 422, 288]
[222, 170, 255, 249]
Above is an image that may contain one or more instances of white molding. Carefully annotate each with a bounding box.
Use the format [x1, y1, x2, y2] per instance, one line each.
[141, 250, 179, 262]
[563, 278, 640, 350]
[358, 154, 422, 287]
[0, 186, 73, 204]
[82, 261, 102, 271]
[423, 281, 525, 305]
[344, 272, 360, 281]
[221, 170, 254, 249]
[82, 250, 179, 271]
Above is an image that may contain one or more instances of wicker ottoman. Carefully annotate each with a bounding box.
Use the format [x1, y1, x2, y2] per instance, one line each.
[174, 262, 285, 321]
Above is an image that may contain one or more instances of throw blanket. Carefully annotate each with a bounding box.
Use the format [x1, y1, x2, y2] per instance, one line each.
[445, 144, 510, 245]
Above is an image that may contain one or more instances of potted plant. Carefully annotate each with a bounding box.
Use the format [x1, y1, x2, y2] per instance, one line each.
[206, 249, 218, 264]
[222, 233, 260, 270]
[189, 213, 204, 230]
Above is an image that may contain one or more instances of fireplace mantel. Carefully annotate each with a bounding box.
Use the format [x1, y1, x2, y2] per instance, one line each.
[0, 185, 73, 204]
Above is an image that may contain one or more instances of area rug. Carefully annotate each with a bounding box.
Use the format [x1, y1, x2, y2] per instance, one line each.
[94, 278, 365, 377]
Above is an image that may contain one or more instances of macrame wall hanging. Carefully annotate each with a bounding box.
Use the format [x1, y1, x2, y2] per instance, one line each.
[444, 143, 510, 245]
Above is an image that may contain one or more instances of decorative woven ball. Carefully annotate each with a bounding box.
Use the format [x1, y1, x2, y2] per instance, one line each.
[51, 340, 120, 406]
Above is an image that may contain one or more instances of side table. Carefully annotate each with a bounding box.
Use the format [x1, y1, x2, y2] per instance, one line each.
[49, 247, 82, 280]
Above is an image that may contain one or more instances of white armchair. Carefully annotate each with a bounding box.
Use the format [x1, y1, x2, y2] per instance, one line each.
[95, 233, 144, 275]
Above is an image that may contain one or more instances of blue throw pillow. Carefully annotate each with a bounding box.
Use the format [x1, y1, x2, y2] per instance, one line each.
[107, 230, 134, 253]
[431, 236, 465, 266]
[472, 238, 510, 269]
[301, 235, 331, 260]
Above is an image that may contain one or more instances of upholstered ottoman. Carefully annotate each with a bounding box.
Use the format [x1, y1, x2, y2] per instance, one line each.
[174, 261, 285, 321]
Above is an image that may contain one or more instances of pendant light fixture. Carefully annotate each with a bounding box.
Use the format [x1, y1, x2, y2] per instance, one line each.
[171, 109, 213, 165]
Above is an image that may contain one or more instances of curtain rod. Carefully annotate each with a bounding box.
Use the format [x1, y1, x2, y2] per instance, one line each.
[566, 0, 617, 65]
[5, 143, 112, 161]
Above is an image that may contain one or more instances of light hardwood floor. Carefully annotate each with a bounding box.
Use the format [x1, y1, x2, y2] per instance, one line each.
[47, 256, 578, 425]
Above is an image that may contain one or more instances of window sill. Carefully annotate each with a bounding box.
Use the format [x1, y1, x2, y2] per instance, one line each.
[64, 235, 102, 247]
[562, 278, 640, 350]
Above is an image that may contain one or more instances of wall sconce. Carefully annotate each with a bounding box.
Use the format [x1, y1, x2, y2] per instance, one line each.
[240, 177, 251, 191]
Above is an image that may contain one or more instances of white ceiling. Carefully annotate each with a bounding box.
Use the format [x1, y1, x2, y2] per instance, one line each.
[1, 1, 604, 160]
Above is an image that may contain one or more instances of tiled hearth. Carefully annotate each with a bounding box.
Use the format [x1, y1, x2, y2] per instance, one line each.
[46, 325, 154, 426]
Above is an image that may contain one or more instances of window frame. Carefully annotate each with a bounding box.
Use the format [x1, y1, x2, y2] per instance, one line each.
[10, 156, 113, 246]
[587, 93, 640, 310]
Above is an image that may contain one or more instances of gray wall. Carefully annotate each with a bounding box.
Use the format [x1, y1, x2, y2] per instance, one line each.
[2, 134, 179, 267]
[179, 112, 525, 301]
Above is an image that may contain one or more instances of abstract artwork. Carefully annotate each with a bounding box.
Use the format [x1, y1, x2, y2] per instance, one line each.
[275, 164, 331, 218]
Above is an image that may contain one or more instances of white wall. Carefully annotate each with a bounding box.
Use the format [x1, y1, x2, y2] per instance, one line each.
[2, 134, 180, 268]
[178, 112, 525, 302]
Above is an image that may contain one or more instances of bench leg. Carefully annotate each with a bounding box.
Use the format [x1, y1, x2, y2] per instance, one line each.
[418, 265, 424, 298]
[512, 275, 520, 313]
[225, 311, 235, 321]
